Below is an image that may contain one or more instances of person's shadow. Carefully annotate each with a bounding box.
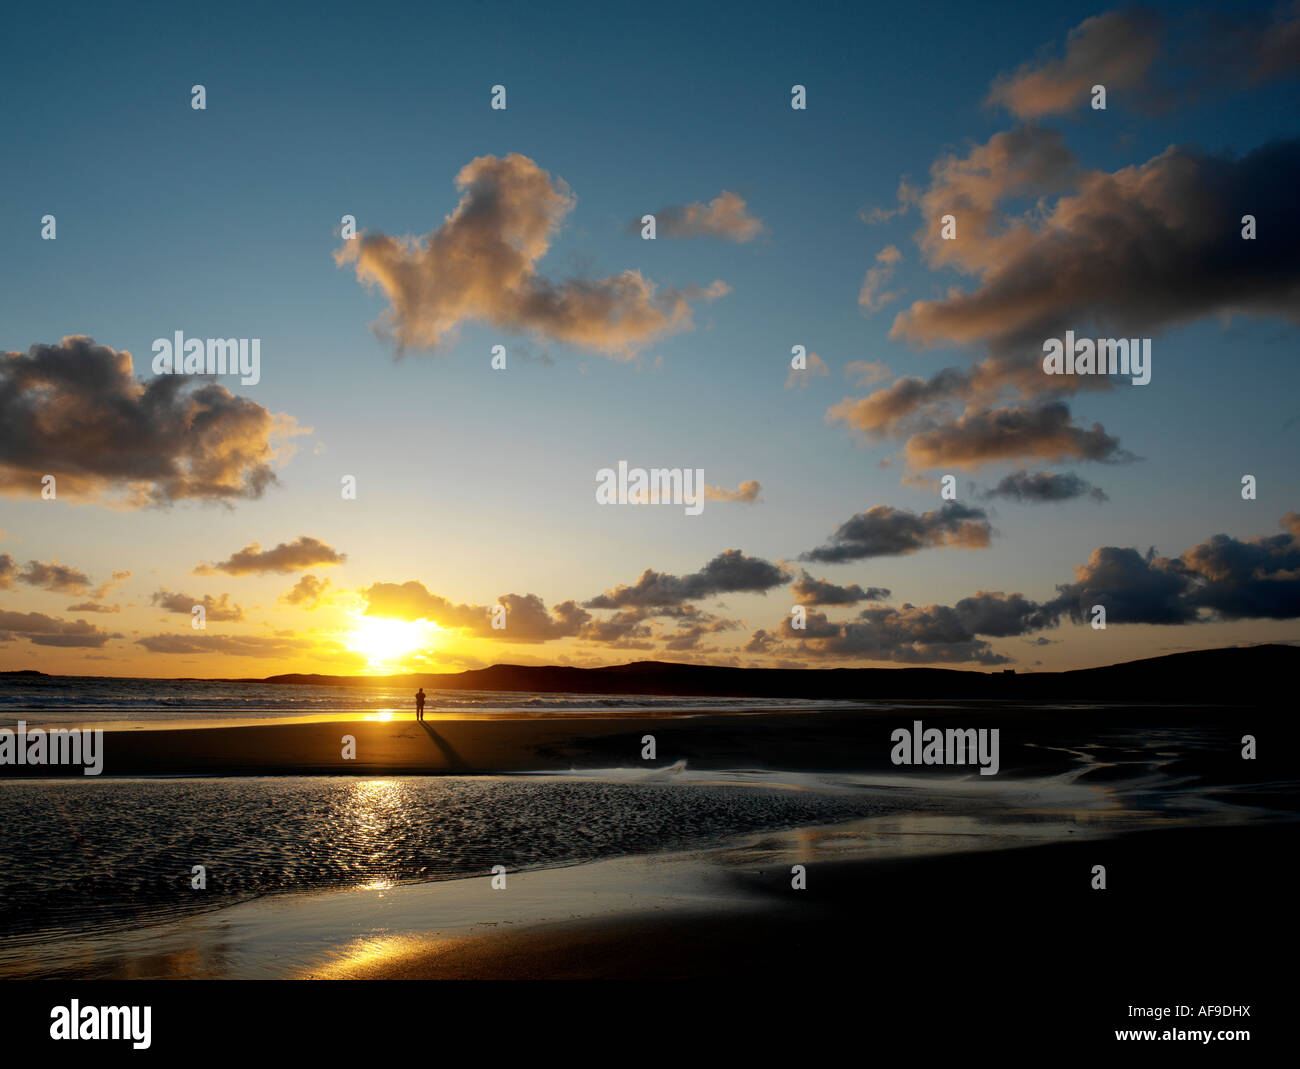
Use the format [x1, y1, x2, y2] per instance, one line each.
[419, 719, 468, 770]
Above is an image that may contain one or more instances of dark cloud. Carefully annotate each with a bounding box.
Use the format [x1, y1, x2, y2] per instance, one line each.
[577, 610, 654, 646]
[836, 132, 1299, 473]
[892, 137, 1300, 363]
[1178, 512, 1300, 619]
[0, 337, 299, 507]
[151, 590, 244, 622]
[1204, 1, 1300, 86]
[952, 590, 1059, 636]
[0, 608, 117, 647]
[585, 550, 791, 608]
[743, 628, 782, 654]
[781, 603, 1014, 665]
[136, 633, 313, 657]
[1050, 546, 1200, 625]
[0, 557, 91, 593]
[801, 503, 992, 563]
[493, 594, 591, 643]
[903, 404, 1133, 471]
[780, 513, 1300, 664]
[980, 470, 1109, 504]
[791, 571, 890, 606]
[1051, 514, 1300, 624]
[196, 536, 345, 576]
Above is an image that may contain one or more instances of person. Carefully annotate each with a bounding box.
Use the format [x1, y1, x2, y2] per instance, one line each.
[415, 687, 426, 722]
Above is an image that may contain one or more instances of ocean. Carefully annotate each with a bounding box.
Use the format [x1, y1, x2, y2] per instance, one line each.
[0, 673, 853, 726]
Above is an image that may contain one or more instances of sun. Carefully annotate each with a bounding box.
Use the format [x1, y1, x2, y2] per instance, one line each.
[345, 616, 437, 668]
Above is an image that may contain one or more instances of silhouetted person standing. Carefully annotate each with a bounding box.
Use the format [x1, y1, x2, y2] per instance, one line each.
[415, 687, 426, 721]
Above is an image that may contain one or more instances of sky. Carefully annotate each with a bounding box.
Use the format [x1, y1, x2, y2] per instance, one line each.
[1, 0, 1298, 678]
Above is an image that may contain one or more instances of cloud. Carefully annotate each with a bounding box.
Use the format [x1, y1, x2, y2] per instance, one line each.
[781, 602, 1015, 665]
[492, 594, 591, 643]
[577, 609, 655, 646]
[780, 513, 1300, 664]
[902, 404, 1134, 471]
[0, 558, 91, 594]
[827, 367, 973, 438]
[584, 549, 791, 609]
[283, 574, 332, 609]
[65, 602, 121, 614]
[0, 608, 117, 647]
[360, 581, 589, 642]
[1050, 546, 1198, 625]
[704, 480, 762, 504]
[1052, 513, 1300, 624]
[335, 153, 729, 356]
[985, 10, 1163, 118]
[980, 470, 1108, 503]
[650, 191, 765, 242]
[361, 581, 485, 626]
[844, 360, 892, 387]
[136, 633, 314, 657]
[785, 351, 829, 389]
[0, 337, 302, 507]
[791, 571, 890, 606]
[151, 590, 244, 622]
[1206, 0, 1300, 86]
[196, 536, 346, 576]
[891, 135, 1300, 365]
[858, 245, 902, 315]
[743, 628, 782, 654]
[801, 502, 992, 563]
[833, 132, 1298, 475]
[91, 570, 131, 601]
[1175, 512, 1300, 620]
[986, 6, 1300, 118]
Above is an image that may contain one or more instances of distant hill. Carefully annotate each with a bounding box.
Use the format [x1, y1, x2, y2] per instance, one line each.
[259, 644, 1295, 703]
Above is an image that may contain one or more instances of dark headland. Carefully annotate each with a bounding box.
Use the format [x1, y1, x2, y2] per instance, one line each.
[257, 644, 1295, 704]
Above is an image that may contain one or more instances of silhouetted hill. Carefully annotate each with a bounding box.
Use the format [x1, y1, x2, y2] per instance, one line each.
[259, 644, 1294, 704]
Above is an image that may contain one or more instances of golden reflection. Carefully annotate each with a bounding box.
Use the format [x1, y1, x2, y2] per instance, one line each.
[296, 935, 453, 979]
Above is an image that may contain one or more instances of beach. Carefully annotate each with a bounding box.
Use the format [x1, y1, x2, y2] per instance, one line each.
[2, 696, 1295, 983]
[1, 700, 1285, 779]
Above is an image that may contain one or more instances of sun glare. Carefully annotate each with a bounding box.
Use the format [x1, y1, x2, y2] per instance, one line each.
[345, 616, 436, 668]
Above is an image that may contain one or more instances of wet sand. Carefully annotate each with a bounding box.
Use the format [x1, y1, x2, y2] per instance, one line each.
[6, 818, 1290, 983]
[3, 702, 1286, 780]
[321, 821, 1296, 983]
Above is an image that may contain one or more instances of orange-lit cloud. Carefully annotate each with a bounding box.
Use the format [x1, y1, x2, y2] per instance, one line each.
[335, 153, 729, 356]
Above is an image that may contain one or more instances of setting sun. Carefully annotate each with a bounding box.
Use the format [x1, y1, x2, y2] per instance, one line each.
[345, 616, 437, 667]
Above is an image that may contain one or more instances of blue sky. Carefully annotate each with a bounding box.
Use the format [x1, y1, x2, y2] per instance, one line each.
[2, 0, 1298, 675]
